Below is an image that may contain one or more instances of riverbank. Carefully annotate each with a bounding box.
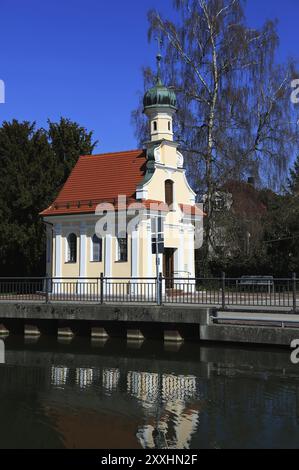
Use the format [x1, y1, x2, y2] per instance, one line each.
[0, 302, 298, 347]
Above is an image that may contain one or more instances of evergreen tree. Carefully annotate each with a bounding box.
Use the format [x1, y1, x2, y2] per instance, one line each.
[0, 120, 57, 275]
[288, 155, 299, 195]
[0, 118, 97, 276]
[47, 117, 97, 194]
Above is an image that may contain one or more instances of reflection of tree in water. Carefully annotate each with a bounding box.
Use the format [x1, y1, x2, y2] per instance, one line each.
[205, 373, 299, 419]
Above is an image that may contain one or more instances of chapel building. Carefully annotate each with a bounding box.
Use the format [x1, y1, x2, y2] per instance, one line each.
[41, 55, 202, 286]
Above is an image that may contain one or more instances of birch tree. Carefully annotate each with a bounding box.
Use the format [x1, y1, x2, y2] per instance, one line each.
[133, 0, 298, 272]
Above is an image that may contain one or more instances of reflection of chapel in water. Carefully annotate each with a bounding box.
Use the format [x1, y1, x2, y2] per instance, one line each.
[2, 349, 299, 449]
[127, 371, 200, 449]
[51, 365, 202, 449]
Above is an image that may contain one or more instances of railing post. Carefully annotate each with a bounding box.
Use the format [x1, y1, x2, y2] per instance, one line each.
[222, 272, 226, 310]
[157, 272, 163, 306]
[100, 273, 104, 305]
[293, 272, 297, 313]
[45, 277, 49, 304]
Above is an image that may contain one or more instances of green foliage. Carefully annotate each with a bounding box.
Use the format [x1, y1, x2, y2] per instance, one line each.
[203, 189, 299, 277]
[262, 193, 299, 276]
[288, 155, 299, 195]
[0, 118, 97, 276]
[48, 118, 97, 191]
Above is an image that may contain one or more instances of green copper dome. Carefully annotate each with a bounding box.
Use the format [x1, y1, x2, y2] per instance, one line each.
[143, 53, 177, 111]
[143, 78, 177, 111]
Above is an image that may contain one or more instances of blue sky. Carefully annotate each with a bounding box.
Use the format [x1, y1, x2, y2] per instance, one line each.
[0, 0, 298, 153]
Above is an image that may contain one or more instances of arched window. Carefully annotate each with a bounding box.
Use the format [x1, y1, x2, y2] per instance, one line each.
[67, 233, 77, 263]
[153, 121, 157, 131]
[117, 236, 128, 262]
[168, 121, 171, 131]
[165, 180, 174, 207]
[92, 234, 102, 262]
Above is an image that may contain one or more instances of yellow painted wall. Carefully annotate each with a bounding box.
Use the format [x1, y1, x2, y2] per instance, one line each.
[145, 167, 194, 205]
[61, 228, 80, 278]
[48, 139, 198, 281]
[50, 222, 192, 280]
[111, 236, 131, 278]
[86, 233, 104, 277]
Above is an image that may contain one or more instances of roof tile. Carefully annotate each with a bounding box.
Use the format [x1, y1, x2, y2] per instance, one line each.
[41, 149, 147, 216]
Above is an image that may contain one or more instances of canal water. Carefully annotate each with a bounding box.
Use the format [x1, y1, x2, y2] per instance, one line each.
[0, 336, 298, 449]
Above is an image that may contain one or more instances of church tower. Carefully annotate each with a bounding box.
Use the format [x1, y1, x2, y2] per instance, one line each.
[143, 53, 177, 142]
[138, 51, 184, 180]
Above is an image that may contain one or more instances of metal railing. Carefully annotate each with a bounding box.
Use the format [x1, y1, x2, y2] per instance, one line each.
[0, 273, 298, 311]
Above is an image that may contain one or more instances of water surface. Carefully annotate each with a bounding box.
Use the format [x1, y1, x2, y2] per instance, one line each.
[0, 336, 298, 449]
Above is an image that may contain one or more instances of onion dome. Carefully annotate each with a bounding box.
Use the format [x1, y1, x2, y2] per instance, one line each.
[143, 54, 177, 111]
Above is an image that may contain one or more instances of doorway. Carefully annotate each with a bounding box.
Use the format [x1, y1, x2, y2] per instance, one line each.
[163, 248, 175, 288]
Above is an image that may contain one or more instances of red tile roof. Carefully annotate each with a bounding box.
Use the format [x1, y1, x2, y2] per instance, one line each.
[179, 204, 206, 217]
[41, 149, 147, 216]
[40, 148, 202, 218]
[221, 181, 267, 217]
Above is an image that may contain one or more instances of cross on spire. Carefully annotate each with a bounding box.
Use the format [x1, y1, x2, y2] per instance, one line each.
[155, 36, 163, 85]
[155, 35, 163, 54]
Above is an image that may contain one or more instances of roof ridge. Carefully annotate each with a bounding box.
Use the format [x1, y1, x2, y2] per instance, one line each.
[81, 149, 143, 159]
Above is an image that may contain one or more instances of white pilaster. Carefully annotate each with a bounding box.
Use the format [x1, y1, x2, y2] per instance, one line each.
[105, 234, 113, 278]
[187, 225, 195, 279]
[52, 224, 62, 295]
[177, 227, 185, 277]
[131, 229, 139, 297]
[131, 229, 139, 278]
[79, 222, 87, 279]
[54, 224, 62, 279]
[146, 221, 153, 278]
[77, 223, 87, 296]
[186, 224, 196, 294]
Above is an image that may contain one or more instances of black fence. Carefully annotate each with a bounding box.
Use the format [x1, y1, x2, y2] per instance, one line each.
[0, 274, 298, 311]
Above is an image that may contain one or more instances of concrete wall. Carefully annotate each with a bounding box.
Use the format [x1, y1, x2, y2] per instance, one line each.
[200, 324, 298, 347]
[0, 303, 298, 346]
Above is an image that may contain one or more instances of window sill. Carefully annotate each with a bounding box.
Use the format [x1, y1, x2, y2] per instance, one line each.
[90, 261, 103, 264]
[115, 260, 128, 264]
[65, 262, 77, 265]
